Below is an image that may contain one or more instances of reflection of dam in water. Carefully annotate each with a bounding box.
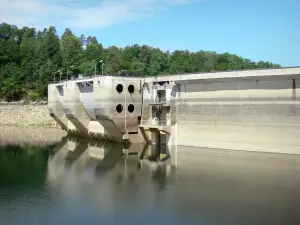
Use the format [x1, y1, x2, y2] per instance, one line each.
[46, 136, 177, 214]
[47, 135, 176, 187]
[45, 136, 300, 225]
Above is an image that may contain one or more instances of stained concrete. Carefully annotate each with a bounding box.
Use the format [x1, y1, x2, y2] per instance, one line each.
[141, 67, 300, 154]
[48, 67, 300, 154]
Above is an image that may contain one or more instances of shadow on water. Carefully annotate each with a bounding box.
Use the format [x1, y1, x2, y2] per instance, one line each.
[1, 135, 300, 225]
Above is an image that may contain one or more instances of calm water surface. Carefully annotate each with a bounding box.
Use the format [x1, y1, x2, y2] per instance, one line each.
[1, 134, 300, 225]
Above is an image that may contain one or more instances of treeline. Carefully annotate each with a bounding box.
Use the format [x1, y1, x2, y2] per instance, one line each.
[0, 22, 281, 101]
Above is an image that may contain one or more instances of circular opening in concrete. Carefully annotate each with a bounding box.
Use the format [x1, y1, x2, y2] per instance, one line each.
[128, 84, 135, 94]
[116, 104, 123, 113]
[116, 84, 123, 93]
[128, 104, 135, 113]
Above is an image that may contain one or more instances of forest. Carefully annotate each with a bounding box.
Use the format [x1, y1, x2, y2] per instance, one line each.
[0, 22, 281, 101]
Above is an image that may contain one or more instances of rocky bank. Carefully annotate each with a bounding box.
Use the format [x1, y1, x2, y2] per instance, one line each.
[0, 103, 56, 127]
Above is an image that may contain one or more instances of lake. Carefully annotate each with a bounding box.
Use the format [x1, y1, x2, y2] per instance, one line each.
[0, 130, 300, 225]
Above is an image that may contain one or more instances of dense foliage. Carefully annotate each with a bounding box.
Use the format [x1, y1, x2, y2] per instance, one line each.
[0, 23, 281, 101]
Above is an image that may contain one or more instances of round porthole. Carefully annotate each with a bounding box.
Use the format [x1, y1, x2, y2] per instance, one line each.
[116, 84, 123, 93]
[128, 104, 135, 113]
[128, 84, 135, 94]
[116, 104, 123, 113]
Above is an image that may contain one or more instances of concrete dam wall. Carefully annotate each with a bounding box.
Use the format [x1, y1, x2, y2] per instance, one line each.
[48, 67, 300, 154]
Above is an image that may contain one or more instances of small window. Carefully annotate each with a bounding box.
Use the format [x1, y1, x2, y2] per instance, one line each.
[116, 104, 123, 113]
[128, 84, 135, 94]
[116, 84, 123, 93]
[128, 104, 135, 113]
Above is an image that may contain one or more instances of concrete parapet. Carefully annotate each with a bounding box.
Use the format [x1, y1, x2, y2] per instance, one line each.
[145, 67, 300, 83]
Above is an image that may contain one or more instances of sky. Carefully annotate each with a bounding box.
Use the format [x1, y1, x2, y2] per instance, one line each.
[0, 0, 299, 66]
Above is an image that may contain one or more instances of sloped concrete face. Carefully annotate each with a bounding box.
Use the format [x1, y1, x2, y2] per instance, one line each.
[75, 79, 107, 140]
[76, 79, 95, 119]
[61, 81, 92, 137]
[48, 84, 68, 130]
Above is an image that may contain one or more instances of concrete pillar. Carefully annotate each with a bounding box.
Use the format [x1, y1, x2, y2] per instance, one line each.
[149, 128, 161, 160]
[48, 84, 69, 130]
[76, 79, 107, 140]
[62, 81, 92, 138]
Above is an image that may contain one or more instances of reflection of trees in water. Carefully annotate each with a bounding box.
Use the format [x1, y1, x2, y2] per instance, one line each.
[0, 145, 52, 187]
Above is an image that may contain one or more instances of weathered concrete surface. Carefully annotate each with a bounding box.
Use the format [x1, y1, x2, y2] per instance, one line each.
[174, 75, 300, 153]
[93, 76, 142, 134]
[141, 67, 300, 154]
[48, 67, 300, 154]
[62, 81, 93, 137]
[92, 76, 143, 142]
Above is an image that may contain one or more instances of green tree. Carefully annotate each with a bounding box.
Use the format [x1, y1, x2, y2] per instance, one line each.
[0, 22, 282, 102]
[0, 64, 23, 101]
[103, 46, 122, 74]
[130, 59, 146, 76]
[60, 28, 83, 79]
[19, 27, 38, 90]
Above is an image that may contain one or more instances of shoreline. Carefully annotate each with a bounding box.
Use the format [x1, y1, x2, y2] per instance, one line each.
[0, 104, 56, 127]
[0, 126, 67, 146]
[0, 100, 48, 105]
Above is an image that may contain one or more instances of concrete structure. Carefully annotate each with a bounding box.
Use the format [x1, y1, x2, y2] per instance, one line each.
[48, 67, 300, 154]
[48, 76, 142, 143]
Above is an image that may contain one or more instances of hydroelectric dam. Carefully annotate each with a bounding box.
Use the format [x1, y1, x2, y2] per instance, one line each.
[48, 67, 300, 155]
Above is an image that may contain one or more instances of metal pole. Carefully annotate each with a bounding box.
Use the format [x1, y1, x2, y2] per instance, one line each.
[67, 66, 73, 80]
[123, 76, 128, 135]
[102, 63, 104, 76]
[125, 81, 127, 133]
[94, 63, 97, 76]
[53, 70, 61, 82]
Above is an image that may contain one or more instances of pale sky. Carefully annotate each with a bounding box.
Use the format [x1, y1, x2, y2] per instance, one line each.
[1, 0, 299, 66]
